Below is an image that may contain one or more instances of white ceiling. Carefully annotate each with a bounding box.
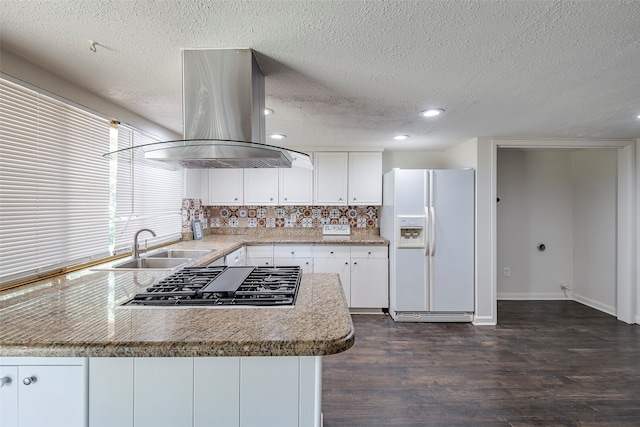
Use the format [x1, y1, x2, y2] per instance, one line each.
[1, 0, 639, 151]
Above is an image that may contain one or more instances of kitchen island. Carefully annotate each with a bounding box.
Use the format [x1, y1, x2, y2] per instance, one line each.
[0, 233, 388, 427]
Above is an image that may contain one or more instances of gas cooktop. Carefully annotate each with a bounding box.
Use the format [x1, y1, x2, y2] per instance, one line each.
[123, 266, 302, 307]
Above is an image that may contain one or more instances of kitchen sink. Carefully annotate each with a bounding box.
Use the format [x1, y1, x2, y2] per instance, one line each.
[107, 257, 191, 270]
[144, 249, 214, 259]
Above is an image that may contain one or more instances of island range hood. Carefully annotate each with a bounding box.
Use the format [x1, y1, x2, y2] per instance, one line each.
[105, 49, 312, 169]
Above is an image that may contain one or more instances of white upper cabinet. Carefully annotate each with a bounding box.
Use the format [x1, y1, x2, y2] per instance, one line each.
[348, 152, 382, 205]
[244, 169, 279, 205]
[208, 169, 243, 205]
[184, 169, 209, 204]
[313, 152, 348, 206]
[279, 165, 312, 205]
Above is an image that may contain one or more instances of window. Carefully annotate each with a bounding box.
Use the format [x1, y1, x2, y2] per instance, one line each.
[0, 78, 111, 285]
[111, 125, 183, 254]
[0, 77, 184, 287]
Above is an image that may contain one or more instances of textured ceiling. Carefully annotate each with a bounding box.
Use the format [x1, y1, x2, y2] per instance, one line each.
[1, 0, 639, 151]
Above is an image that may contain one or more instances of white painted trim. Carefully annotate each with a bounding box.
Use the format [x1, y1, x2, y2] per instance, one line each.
[472, 315, 497, 326]
[490, 138, 635, 324]
[497, 292, 569, 300]
[574, 294, 617, 317]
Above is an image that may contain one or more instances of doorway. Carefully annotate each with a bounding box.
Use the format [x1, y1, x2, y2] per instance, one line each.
[479, 138, 634, 325]
[496, 148, 618, 315]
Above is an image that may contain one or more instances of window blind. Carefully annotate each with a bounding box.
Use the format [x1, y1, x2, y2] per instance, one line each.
[113, 126, 183, 253]
[0, 78, 111, 285]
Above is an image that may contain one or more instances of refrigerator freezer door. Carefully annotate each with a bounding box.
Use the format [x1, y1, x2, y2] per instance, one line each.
[430, 169, 475, 312]
[394, 247, 428, 312]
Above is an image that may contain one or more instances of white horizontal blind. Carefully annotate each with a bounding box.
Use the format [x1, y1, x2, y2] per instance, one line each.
[0, 78, 111, 285]
[113, 126, 183, 253]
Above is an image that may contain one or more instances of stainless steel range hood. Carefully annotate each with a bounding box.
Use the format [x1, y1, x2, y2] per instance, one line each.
[105, 49, 312, 169]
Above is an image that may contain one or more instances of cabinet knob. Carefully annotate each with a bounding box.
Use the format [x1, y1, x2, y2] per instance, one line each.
[234, 198, 238, 201]
[353, 197, 356, 201]
[330, 251, 334, 254]
[270, 197, 273, 201]
[368, 251, 372, 255]
[345, 262, 349, 265]
[339, 197, 343, 201]
[0, 376, 11, 387]
[285, 198, 288, 201]
[23, 376, 36, 386]
[291, 251, 295, 255]
[354, 261, 358, 265]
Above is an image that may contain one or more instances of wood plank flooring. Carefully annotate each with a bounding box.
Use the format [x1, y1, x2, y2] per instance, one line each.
[322, 301, 640, 426]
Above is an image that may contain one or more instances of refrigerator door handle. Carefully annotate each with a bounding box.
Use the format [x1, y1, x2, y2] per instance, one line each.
[424, 206, 430, 256]
[430, 206, 436, 256]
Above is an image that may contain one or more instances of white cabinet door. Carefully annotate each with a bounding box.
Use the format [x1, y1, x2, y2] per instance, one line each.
[244, 169, 279, 205]
[350, 246, 389, 309]
[209, 169, 243, 205]
[313, 257, 351, 305]
[89, 358, 134, 427]
[246, 245, 273, 266]
[18, 364, 87, 427]
[240, 357, 299, 427]
[0, 366, 18, 427]
[312, 245, 352, 306]
[314, 152, 348, 206]
[194, 358, 240, 427]
[134, 358, 193, 427]
[348, 152, 382, 205]
[184, 169, 209, 204]
[273, 245, 313, 273]
[279, 166, 312, 205]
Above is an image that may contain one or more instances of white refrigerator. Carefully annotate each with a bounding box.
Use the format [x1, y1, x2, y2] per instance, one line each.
[381, 169, 474, 322]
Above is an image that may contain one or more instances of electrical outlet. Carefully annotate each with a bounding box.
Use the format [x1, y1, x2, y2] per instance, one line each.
[503, 267, 510, 277]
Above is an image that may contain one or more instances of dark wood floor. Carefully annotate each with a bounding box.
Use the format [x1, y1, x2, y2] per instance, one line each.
[322, 301, 640, 426]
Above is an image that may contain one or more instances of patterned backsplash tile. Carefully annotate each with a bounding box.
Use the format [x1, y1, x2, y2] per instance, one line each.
[181, 199, 379, 232]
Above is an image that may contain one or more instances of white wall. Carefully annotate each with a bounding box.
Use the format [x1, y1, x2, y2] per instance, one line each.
[0, 48, 178, 140]
[497, 150, 574, 299]
[572, 149, 617, 315]
[382, 150, 444, 173]
[443, 138, 478, 169]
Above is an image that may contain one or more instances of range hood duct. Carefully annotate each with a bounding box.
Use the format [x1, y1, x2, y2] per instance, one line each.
[105, 49, 312, 169]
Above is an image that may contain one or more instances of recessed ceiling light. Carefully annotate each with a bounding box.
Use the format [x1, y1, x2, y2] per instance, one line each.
[419, 108, 445, 118]
[264, 108, 274, 116]
[637, 114, 640, 119]
[269, 134, 286, 140]
[394, 135, 409, 140]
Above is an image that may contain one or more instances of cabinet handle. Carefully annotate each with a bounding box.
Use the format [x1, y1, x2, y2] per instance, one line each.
[23, 376, 37, 386]
[0, 376, 11, 387]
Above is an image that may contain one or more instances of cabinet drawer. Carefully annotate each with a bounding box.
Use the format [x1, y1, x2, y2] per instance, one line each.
[246, 245, 273, 258]
[350, 245, 388, 258]
[312, 245, 351, 258]
[273, 245, 313, 258]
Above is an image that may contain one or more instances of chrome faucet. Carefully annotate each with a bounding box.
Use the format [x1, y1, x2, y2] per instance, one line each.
[133, 228, 156, 258]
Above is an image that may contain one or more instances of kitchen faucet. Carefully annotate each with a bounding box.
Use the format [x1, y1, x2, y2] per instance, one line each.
[133, 228, 156, 258]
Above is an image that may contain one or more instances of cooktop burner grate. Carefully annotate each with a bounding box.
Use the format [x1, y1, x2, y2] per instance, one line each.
[124, 266, 302, 307]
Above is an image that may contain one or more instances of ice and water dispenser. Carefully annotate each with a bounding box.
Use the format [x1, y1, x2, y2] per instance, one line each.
[395, 215, 426, 248]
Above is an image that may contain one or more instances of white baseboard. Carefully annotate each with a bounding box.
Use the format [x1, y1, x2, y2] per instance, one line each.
[573, 294, 616, 317]
[497, 292, 569, 300]
[473, 315, 497, 326]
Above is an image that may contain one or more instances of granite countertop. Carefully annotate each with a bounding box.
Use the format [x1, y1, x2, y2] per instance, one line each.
[0, 233, 387, 358]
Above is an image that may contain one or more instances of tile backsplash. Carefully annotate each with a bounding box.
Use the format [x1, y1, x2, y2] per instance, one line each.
[181, 199, 379, 233]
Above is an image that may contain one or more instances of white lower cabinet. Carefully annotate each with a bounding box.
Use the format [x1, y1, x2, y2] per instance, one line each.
[312, 245, 389, 309]
[273, 245, 313, 274]
[225, 246, 246, 266]
[312, 245, 352, 305]
[88, 356, 321, 427]
[134, 358, 193, 427]
[245, 245, 274, 267]
[350, 246, 389, 308]
[0, 357, 87, 427]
